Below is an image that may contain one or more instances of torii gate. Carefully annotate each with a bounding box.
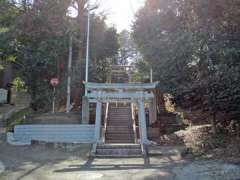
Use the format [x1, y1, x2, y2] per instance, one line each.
[82, 81, 159, 154]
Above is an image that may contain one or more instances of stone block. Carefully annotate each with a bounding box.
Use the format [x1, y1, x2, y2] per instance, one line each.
[0, 89, 7, 104]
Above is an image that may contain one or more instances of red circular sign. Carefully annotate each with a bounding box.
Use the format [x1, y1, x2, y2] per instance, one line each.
[50, 78, 59, 87]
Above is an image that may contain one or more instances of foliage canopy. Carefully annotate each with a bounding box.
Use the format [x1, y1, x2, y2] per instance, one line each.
[133, 0, 240, 134]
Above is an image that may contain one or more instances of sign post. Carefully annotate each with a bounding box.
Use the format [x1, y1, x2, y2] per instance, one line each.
[50, 78, 59, 113]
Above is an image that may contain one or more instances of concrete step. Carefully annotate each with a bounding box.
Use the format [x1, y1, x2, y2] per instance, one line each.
[97, 144, 140, 149]
[106, 127, 134, 131]
[95, 144, 142, 157]
[108, 119, 131, 122]
[108, 117, 131, 120]
[105, 135, 134, 139]
[107, 121, 132, 124]
[109, 108, 131, 111]
[106, 126, 133, 131]
[106, 130, 134, 135]
[108, 114, 131, 117]
[109, 106, 130, 108]
[109, 107, 131, 109]
[108, 122, 132, 125]
[106, 130, 134, 134]
[105, 139, 134, 144]
[109, 104, 131, 107]
[94, 154, 142, 158]
[109, 104, 130, 108]
[107, 124, 132, 127]
[108, 119, 131, 121]
[107, 120, 131, 124]
[108, 122, 131, 124]
[109, 111, 131, 114]
[108, 118, 131, 121]
[109, 112, 131, 115]
[108, 120, 131, 122]
[106, 134, 134, 138]
[108, 121, 132, 124]
[96, 149, 142, 155]
[109, 109, 131, 112]
[108, 124, 132, 126]
[109, 114, 131, 117]
[106, 134, 134, 137]
[106, 130, 134, 133]
[106, 128, 134, 131]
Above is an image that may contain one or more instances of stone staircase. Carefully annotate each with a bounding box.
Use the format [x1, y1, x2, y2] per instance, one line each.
[105, 103, 135, 144]
[94, 66, 143, 157]
[95, 103, 143, 157]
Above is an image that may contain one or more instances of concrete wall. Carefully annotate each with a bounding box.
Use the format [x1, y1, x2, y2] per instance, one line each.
[13, 124, 95, 144]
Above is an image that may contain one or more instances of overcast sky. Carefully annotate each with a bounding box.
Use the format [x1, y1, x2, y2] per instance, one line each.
[96, 0, 145, 32]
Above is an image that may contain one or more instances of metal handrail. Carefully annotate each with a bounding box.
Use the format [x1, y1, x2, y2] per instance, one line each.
[131, 103, 138, 144]
[103, 102, 109, 143]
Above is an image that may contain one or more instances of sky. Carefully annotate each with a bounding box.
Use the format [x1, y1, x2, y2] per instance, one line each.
[95, 0, 145, 32]
[67, 0, 145, 32]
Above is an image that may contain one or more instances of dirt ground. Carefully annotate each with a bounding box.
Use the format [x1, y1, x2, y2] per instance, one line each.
[0, 131, 240, 180]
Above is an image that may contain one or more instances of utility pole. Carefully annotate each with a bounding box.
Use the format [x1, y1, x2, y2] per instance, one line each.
[82, 0, 91, 124]
[85, 0, 91, 96]
[66, 35, 73, 113]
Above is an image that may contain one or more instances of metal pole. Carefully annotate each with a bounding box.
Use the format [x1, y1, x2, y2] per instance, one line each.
[52, 87, 56, 113]
[85, 0, 91, 96]
[150, 68, 153, 83]
[66, 35, 73, 113]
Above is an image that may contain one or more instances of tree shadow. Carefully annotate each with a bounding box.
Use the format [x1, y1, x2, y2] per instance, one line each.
[54, 155, 186, 173]
[0, 142, 90, 178]
[15, 163, 46, 180]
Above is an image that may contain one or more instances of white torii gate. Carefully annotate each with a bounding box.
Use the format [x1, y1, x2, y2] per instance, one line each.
[84, 82, 159, 154]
